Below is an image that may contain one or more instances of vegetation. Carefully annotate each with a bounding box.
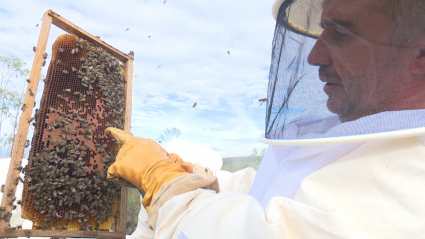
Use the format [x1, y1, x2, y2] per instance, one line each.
[126, 187, 142, 234]
[0, 55, 29, 157]
[157, 127, 181, 145]
[222, 147, 266, 172]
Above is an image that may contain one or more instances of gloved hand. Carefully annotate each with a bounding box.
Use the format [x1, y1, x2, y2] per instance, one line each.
[105, 127, 188, 211]
[169, 153, 193, 173]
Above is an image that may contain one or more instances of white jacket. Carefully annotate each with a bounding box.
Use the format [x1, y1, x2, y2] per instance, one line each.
[146, 136, 425, 238]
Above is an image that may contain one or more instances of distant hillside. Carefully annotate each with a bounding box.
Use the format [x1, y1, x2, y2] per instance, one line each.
[222, 155, 262, 172]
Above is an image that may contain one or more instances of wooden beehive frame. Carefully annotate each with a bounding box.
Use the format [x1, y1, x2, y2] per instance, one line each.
[0, 9, 133, 238]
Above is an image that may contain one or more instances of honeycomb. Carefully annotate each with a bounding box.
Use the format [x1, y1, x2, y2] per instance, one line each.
[21, 34, 126, 231]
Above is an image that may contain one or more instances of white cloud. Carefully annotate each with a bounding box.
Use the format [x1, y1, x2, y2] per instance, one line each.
[0, 0, 275, 157]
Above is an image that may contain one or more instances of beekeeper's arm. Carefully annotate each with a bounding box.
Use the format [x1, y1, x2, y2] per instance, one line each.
[107, 128, 425, 238]
[168, 144, 257, 194]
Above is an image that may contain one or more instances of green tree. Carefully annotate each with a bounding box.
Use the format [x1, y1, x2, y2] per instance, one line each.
[249, 147, 266, 170]
[126, 188, 141, 234]
[0, 55, 30, 157]
[157, 127, 181, 145]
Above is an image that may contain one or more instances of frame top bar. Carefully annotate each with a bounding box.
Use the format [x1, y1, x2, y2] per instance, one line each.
[48, 9, 133, 62]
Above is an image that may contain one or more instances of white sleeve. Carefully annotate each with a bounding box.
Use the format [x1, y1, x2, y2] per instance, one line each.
[213, 167, 256, 193]
[152, 137, 425, 239]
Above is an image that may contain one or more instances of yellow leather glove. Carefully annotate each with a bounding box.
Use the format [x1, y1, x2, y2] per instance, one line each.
[169, 153, 194, 173]
[105, 127, 188, 211]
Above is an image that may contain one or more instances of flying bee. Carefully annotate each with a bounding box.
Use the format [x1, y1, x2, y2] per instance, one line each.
[62, 70, 69, 75]
[63, 89, 71, 93]
[258, 98, 268, 102]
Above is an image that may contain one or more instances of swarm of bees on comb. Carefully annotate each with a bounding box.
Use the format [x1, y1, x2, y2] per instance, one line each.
[20, 34, 126, 231]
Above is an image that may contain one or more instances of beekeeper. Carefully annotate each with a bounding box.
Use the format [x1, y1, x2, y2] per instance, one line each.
[107, 0, 425, 238]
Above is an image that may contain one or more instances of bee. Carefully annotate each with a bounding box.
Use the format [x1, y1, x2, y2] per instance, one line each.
[59, 48, 64, 53]
[258, 98, 268, 102]
[28, 117, 35, 123]
[42, 60, 46, 66]
[12, 205, 17, 210]
[193, 102, 197, 108]
[33, 46, 37, 52]
[17, 200, 22, 205]
[21, 104, 26, 111]
[26, 78, 30, 83]
[42, 53, 48, 59]
[62, 70, 69, 75]
[63, 89, 71, 93]
[75, 47, 79, 53]
[56, 59, 61, 64]
[0, 206, 5, 211]
[29, 88, 34, 96]
[79, 98, 86, 102]
[57, 95, 65, 100]
[71, 66, 77, 72]
[80, 57, 85, 62]
[71, 49, 75, 54]
[24, 140, 30, 148]
[43, 78, 47, 82]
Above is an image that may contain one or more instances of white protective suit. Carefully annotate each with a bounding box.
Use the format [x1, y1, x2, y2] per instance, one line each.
[131, 110, 425, 239]
[130, 0, 425, 237]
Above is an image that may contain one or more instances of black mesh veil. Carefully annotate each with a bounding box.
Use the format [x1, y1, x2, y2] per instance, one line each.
[264, 0, 425, 143]
[266, 0, 328, 139]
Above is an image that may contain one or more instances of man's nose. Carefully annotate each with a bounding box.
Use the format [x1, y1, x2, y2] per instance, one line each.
[307, 37, 331, 66]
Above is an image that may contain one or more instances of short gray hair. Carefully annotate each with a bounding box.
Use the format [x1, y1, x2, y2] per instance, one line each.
[369, 0, 425, 46]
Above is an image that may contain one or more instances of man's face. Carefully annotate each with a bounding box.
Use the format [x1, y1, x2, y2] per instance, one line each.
[307, 0, 412, 122]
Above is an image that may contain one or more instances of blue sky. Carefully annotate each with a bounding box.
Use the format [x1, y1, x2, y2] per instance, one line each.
[0, 0, 277, 157]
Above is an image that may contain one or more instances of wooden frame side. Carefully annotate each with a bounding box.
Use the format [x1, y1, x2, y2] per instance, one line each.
[0, 9, 134, 239]
[0, 229, 125, 238]
[116, 51, 134, 235]
[0, 11, 53, 230]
